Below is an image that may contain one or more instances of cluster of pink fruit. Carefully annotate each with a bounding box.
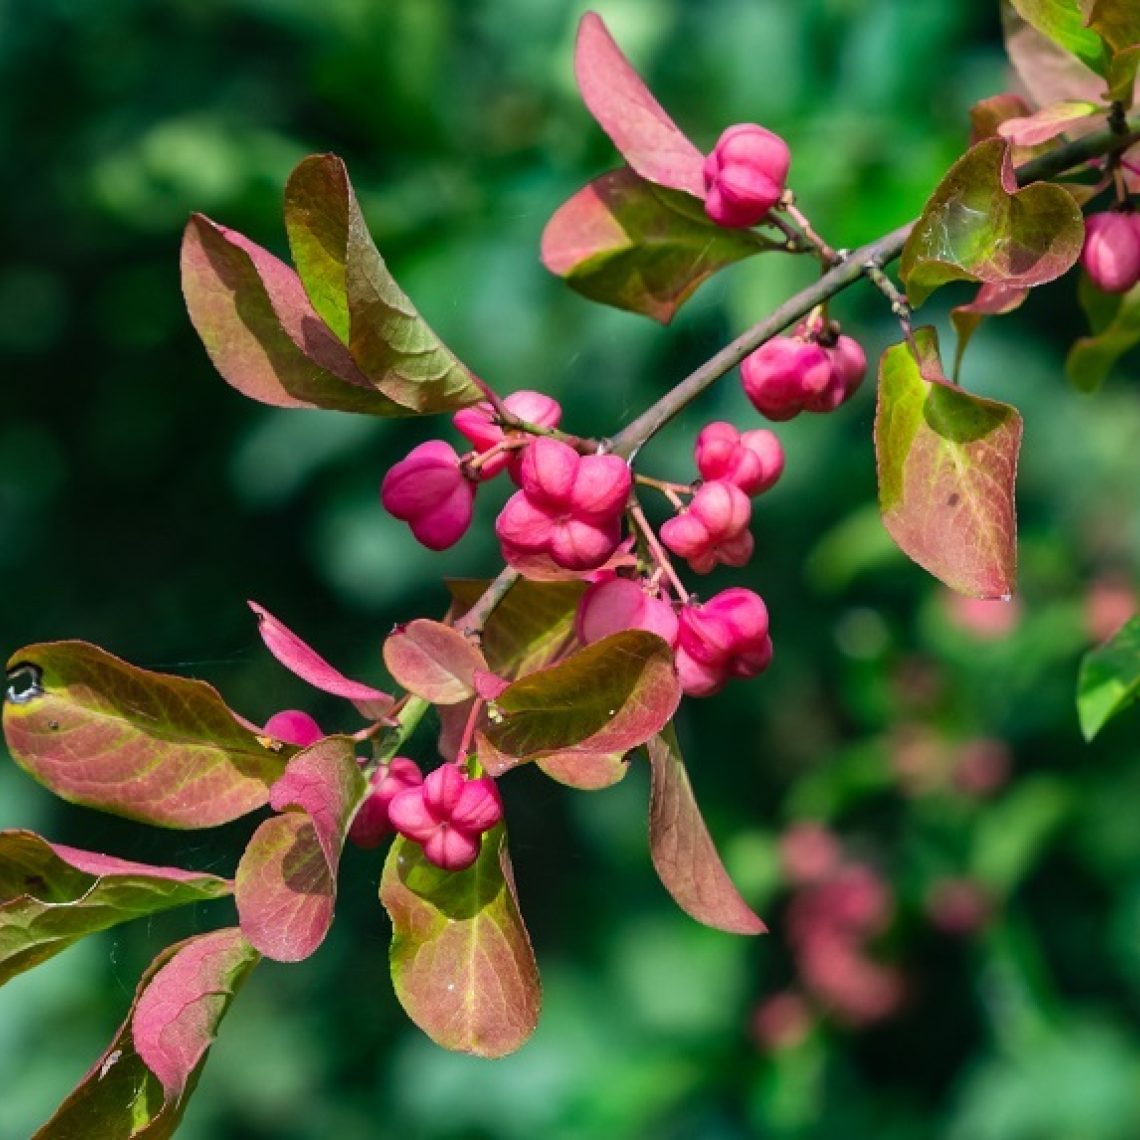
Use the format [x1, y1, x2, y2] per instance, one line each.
[1081, 208, 1140, 294]
[264, 709, 502, 872]
[371, 123, 869, 868]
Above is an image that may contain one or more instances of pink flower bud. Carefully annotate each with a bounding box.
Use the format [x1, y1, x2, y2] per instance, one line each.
[575, 577, 679, 645]
[453, 390, 563, 480]
[348, 757, 423, 849]
[381, 440, 475, 551]
[703, 123, 791, 228]
[740, 337, 831, 421]
[694, 421, 784, 495]
[262, 710, 323, 748]
[496, 438, 631, 572]
[803, 333, 867, 414]
[659, 480, 753, 574]
[675, 587, 772, 696]
[1081, 210, 1140, 294]
[387, 764, 503, 872]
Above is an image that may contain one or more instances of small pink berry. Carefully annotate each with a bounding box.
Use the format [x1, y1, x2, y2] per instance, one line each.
[659, 480, 753, 574]
[387, 764, 503, 872]
[694, 421, 784, 495]
[1081, 210, 1140, 294]
[453, 390, 563, 480]
[348, 757, 423, 849]
[575, 577, 679, 645]
[381, 440, 475, 551]
[740, 336, 832, 421]
[263, 710, 323, 748]
[803, 333, 867, 414]
[703, 123, 791, 228]
[496, 438, 631, 572]
[675, 587, 772, 697]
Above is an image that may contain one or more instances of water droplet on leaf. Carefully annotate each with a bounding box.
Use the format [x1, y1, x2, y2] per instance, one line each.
[5, 662, 43, 705]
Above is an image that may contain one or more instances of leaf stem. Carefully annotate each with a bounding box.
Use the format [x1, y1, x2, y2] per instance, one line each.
[778, 192, 842, 267]
[372, 694, 432, 766]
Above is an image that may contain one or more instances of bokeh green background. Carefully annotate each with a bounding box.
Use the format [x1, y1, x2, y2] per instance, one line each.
[2, 0, 1140, 1136]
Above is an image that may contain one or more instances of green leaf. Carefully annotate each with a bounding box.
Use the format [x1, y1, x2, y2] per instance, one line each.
[382, 619, 488, 705]
[646, 727, 765, 935]
[446, 578, 585, 680]
[235, 737, 366, 962]
[1003, 5, 1111, 109]
[900, 138, 1084, 307]
[0, 831, 231, 987]
[180, 215, 406, 416]
[1010, 0, 1111, 76]
[874, 329, 1023, 598]
[283, 154, 482, 413]
[380, 825, 540, 1058]
[1067, 275, 1140, 391]
[1106, 42, 1140, 106]
[33, 928, 257, 1139]
[480, 631, 681, 775]
[1078, 614, 1140, 740]
[3, 642, 288, 828]
[541, 167, 775, 324]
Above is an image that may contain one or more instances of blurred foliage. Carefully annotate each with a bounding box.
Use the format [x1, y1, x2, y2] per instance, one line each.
[1, 0, 1139, 1136]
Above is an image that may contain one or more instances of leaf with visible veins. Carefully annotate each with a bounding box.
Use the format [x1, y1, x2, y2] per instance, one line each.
[380, 824, 540, 1058]
[875, 328, 1022, 598]
[3, 642, 288, 828]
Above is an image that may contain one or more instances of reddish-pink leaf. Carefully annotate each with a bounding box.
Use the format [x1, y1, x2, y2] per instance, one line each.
[235, 736, 366, 962]
[132, 929, 259, 1098]
[536, 751, 629, 790]
[996, 100, 1103, 145]
[33, 928, 257, 1138]
[380, 825, 540, 1058]
[0, 830, 231, 986]
[541, 167, 774, 323]
[249, 600, 393, 719]
[950, 281, 1030, 377]
[574, 12, 706, 197]
[3, 641, 287, 828]
[875, 328, 1023, 598]
[646, 726, 765, 935]
[180, 215, 405, 416]
[969, 93, 1034, 144]
[382, 620, 488, 705]
[481, 631, 681, 775]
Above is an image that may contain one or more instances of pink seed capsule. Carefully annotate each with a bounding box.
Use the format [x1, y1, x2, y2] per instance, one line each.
[740, 337, 831, 421]
[694, 421, 784, 495]
[453, 390, 563, 480]
[381, 440, 476, 550]
[575, 577, 679, 645]
[703, 123, 791, 228]
[347, 757, 423, 849]
[1081, 210, 1140, 294]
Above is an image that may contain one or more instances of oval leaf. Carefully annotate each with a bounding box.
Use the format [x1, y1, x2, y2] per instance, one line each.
[235, 736, 366, 962]
[542, 167, 774, 323]
[574, 12, 706, 197]
[180, 215, 406, 416]
[250, 600, 392, 718]
[380, 824, 540, 1058]
[3, 642, 288, 828]
[0, 831, 231, 987]
[900, 138, 1084, 307]
[996, 100, 1103, 146]
[34, 928, 257, 1139]
[874, 329, 1022, 598]
[283, 154, 482, 413]
[383, 620, 488, 705]
[646, 726, 765, 935]
[1078, 614, 1140, 740]
[481, 631, 681, 775]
